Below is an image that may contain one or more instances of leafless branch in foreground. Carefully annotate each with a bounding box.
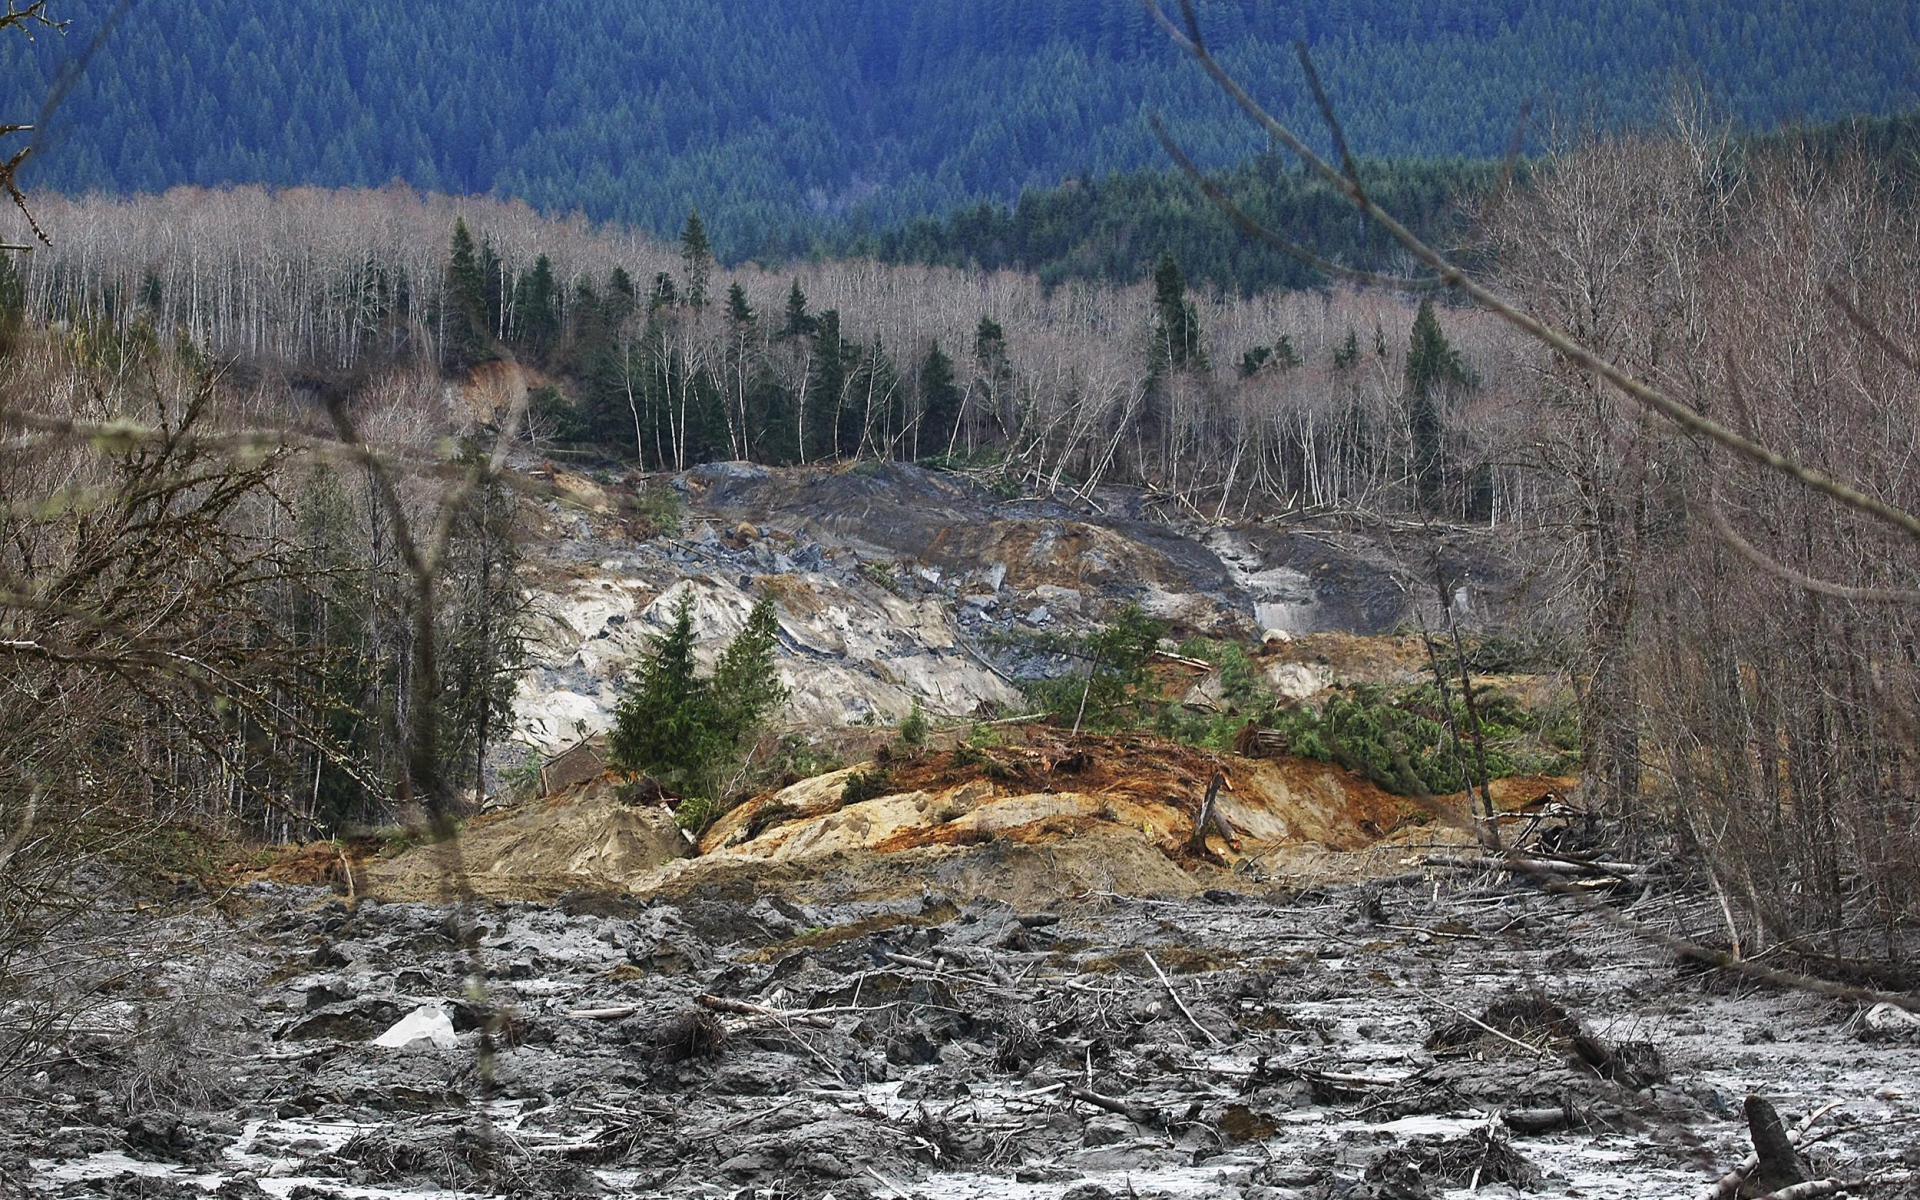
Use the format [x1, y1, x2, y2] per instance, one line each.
[1141, 0, 1920, 546]
[1142, 0, 1920, 1018]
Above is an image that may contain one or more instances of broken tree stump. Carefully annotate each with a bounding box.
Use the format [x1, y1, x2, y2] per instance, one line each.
[1188, 770, 1242, 860]
[1739, 1095, 1810, 1198]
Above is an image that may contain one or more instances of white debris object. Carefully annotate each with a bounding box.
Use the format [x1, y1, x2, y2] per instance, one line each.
[1865, 1002, 1920, 1033]
[374, 1005, 458, 1049]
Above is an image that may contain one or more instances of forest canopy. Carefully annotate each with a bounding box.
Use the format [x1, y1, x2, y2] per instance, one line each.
[0, 0, 1915, 259]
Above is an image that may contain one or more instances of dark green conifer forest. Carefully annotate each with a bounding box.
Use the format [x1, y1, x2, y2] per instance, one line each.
[1, 0, 1913, 260]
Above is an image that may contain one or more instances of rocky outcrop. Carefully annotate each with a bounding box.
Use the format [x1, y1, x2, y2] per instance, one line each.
[506, 460, 1522, 758]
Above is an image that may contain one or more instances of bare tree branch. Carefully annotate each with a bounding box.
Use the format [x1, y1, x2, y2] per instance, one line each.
[1700, 495, 1920, 604]
[1141, 0, 1920, 546]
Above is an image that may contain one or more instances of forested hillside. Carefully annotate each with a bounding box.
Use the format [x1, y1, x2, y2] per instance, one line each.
[1, 0, 1913, 257]
[853, 110, 1920, 293]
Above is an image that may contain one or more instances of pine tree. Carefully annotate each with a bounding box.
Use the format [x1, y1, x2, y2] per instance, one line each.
[680, 209, 713, 308]
[607, 267, 638, 323]
[1151, 252, 1202, 371]
[707, 593, 787, 750]
[726, 282, 755, 325]
[609, 589, 787, 798]
[1332, 327, 1360, 370]
[918, 340, 962, 459]
[973, 314, 1008, 380]
[779, 279, 814, 339]
[439, 441, 525, 795]
[647, 271, 679, 312]
[1404, 299, 1468, 514]
[511, 253, 560, 360]
[479, 235, 504, 337]
[808, 309, 849, 460]
[442, 218, 490, 369]
[609, 591, 705, 784]
[0, 250, 21, 356]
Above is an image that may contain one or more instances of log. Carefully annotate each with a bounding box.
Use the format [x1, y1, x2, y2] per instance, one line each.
[1752, 1183, 1860, 1200]
[1065, 1084, 1161, 1127]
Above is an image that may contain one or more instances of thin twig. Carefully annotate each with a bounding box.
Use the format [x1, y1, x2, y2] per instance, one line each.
[1144, 948, 1222, 1045]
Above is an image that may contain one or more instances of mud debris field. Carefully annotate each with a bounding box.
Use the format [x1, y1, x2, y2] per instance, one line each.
[9, 864, 1920, 1200]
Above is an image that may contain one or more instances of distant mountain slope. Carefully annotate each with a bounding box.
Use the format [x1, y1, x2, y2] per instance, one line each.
[853, 109, 1920, 294]
[2, 0, 1914, 256]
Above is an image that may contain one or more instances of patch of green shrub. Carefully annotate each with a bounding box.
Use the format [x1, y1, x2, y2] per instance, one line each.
[1261, 681, 1579, 796]
[842, 768, 896, 805]
[1020, 603, 1166, 731]
[900, 700, 927, 748]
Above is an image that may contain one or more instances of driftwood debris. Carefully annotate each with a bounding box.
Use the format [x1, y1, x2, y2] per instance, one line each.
[1231, 719, 1289, 759]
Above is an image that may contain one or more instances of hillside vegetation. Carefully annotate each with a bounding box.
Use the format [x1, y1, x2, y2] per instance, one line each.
[1, 0, 1915, 255]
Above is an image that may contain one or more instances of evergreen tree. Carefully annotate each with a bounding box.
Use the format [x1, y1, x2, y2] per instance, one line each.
[609, 590, 787, 798]
[973, 314, 1008, 378]
[609, 591, 705, 784]
[680, 209, 713, 307]
[808, 309, 849, 461]
[726, 281, 755, 325]
[647, 271, 679, 312]
[1332, 327, 1361, 370]
[918, 339, 962, 459]
[442, 218, 490, 369]
[1150, 252, 1202, 371]
[0, 250, 21, 356]
[707, 593, 787, 750]
[438, 442, 525, 795]
[1404, 299, 1469, 513]
[607, 267, 638, 323]
[479, 235, 504, 337]
[511, 253, 560, 361]
[779, 279, 814, 339]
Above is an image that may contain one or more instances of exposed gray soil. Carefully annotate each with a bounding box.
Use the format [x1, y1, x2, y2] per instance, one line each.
[8, 870, 1918, 1200]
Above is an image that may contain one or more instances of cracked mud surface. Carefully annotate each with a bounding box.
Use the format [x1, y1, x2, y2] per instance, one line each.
[8, 871, 1919, 1200]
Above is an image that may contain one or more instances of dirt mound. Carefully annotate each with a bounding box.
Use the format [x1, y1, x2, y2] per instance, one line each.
[633, 732, 1427, 903]
[361, 775, 690, 902]
[702, 733, 1414, 862]
[353, 734, 1436, 906]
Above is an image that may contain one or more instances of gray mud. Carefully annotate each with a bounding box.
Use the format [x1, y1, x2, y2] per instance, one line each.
[9, 874, 1918, 1199]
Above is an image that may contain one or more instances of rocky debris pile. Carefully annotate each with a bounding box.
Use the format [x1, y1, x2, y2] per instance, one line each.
[359, 733, 1431, 907]
[507, 460, 1529, 760]
[10, 870, 1917, 1200]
